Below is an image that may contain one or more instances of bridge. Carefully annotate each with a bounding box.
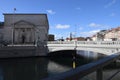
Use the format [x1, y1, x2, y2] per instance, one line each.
[45, 41, 120, 80]
[47, 41, 120, 55]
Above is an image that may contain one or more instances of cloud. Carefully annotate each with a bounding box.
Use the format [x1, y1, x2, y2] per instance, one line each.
[46, 9, 56, 15]
[88, 23, 110, 29]
[55, 24, 70, 29]
[80, 30, 100, 37]
[104, 0, 116, 8]
[88, 23, 101, 27]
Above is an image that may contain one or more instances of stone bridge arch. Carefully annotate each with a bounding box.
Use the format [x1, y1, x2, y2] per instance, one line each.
[48, 47, 118, 55]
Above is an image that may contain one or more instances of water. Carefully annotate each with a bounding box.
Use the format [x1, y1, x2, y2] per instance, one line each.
[0, 50, 119, 80]
[81, 62, 120, 80]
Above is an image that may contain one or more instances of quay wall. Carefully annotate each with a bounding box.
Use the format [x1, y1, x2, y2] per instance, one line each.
[0, 46, 47, 58]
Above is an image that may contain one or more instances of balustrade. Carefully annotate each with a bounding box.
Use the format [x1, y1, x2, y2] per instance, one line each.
[48, 41, 120, 45]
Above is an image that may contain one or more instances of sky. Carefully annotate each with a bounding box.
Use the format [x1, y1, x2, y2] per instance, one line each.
[0, 0, 120, 39]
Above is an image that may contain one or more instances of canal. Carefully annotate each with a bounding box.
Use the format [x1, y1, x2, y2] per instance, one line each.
[0, 50, 120, 80]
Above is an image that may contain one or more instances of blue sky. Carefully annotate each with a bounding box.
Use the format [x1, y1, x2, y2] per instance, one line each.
[0, 0, 120, 39]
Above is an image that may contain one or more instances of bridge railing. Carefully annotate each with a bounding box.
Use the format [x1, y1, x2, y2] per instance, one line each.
[43, 52, 120, 80]
[48, 41, 75, 44]
[48, 41, 120, 45]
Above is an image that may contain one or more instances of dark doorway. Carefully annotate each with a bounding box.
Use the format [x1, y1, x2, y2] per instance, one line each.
[22, 35, 25, 43]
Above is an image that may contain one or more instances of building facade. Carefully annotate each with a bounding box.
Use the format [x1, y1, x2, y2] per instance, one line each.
[91, 27, 120, 41]
[48, 34, 55, 41]
[104, 27, 120, 41]
[66, 37, 86, 41]
[0, 13, 49, 45]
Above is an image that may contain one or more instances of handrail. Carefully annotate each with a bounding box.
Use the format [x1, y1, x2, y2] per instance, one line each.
[42, 52, 120, 80]
[47, 41, 120, 45]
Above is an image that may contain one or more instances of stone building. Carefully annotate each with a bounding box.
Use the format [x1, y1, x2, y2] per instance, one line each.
[104, 27, 120, 41]
[91, 27, 120, 41]
[91, 30, 107, 41]
[0, 13, 49, 45]
[66, 37, 86, 41]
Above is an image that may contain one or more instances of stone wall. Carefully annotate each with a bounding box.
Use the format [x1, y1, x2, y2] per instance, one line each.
[2, 13, 49, 44]
[0, 46, 48, 58]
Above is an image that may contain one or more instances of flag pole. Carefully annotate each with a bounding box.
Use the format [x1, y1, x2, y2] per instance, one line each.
[12, 8, 16, 45]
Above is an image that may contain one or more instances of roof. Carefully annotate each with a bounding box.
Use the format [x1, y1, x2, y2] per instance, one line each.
[14, 20, 35, 26]
[3, 13, 47, 15]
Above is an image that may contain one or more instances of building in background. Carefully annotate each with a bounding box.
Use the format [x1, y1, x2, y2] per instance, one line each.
[86, 37, 92, 41]
[66, 37, 85, 41]
[91, 27, 120, 41]
[92, 30, 107, 41]
[0, 13, 49, 45]
[0, 22, 4, 43]
[48, 34, 55, 41]
[104, 27, 120, 41]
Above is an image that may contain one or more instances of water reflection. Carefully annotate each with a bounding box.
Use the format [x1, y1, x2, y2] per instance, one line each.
[0, 50, 119, 80]
[77, 50, 106, 59]
[47, 61, 71, 76]
[0, 57, 74, 80]
[0, 58, 49, 80]
[81, 62, 120, 80]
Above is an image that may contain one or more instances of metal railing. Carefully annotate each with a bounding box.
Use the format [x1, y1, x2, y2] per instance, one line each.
[48, 41, 120, 45]
[42, 52, 120, 80]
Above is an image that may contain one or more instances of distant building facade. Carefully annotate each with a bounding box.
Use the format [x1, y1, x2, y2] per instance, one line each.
[92, 30, 107, 41]
[66, 37, 85, 41]
[48, 34, 55, 41]
[91, 27, 120, 41]
[104, 27, 120, 41]
[0, 13, 49, 45]
[86, 37, 92, 41]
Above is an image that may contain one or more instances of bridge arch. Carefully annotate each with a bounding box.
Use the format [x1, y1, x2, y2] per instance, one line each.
[47, 41, 120, 55]
[48, 47, 115, 55]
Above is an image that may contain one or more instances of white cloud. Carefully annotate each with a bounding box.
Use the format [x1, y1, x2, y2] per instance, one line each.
[89, 23, 101, 27]
[80, 30, 100, 37]
[46, 9, 56, 15]
[88, 23, 110, 29]
[104, 0, 116, 8]
[55, 24, 70, 29]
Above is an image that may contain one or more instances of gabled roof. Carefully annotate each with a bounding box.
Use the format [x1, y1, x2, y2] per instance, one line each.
[14, 20, 35, 26]
[3, 13, 47, 15]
